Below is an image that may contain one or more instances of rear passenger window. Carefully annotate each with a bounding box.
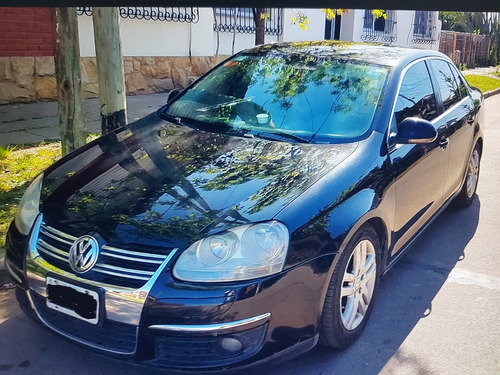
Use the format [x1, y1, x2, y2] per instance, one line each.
[429, 59, 461, 111]
[394, 61, 438, 126]
[448, 63, 468, 98]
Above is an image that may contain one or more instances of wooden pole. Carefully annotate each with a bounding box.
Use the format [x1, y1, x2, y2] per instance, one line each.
[92, 7, 127, 134]
[452, 32, 457, 64]
[53, 7, 87, 156]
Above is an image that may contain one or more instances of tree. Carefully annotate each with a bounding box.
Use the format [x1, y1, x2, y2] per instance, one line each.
[53, 7, 87, 156]
[252, 8, 266, 45]
[440, 12, 487, 33]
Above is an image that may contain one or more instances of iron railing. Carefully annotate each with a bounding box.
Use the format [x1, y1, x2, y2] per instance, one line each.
[77, 7, 200, 24]
[213, 8, 283, 36]
[361, 10, 397, 43]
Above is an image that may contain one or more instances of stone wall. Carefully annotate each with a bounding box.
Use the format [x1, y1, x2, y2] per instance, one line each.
[0, 55, 229, 105]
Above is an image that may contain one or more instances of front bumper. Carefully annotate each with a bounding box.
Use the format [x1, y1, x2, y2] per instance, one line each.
[5, 215, 333, 371]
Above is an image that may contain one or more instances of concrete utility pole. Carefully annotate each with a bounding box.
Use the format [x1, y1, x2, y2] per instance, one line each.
[92, 7, 127, 134]
[53, 7, 87, 156]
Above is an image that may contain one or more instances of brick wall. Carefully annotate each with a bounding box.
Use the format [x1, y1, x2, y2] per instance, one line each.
[0, 7, 55, 57]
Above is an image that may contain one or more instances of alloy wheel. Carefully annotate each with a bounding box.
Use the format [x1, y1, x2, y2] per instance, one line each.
[466, 149, 480, 199]
[340, 239, 377, 331]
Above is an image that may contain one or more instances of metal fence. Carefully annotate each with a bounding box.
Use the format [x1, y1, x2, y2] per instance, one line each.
[213, 8, 283, 36]
[439, 30, 491, 68]
[77, 7, 200, 24]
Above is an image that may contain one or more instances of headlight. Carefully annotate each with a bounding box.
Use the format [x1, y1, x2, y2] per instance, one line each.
[173, 221, 289, 282]
[14, 173, 43, 236]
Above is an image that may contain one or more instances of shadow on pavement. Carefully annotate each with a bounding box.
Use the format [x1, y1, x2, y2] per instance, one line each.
[251, 198, 480, 375]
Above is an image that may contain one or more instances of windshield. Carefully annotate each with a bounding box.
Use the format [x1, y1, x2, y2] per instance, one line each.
[162, 52, 390, 143]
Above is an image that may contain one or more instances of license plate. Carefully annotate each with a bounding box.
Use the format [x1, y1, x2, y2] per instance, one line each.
[46, 277, 100, 325]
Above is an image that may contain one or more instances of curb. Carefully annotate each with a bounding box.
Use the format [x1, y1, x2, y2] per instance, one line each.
[484, 87, 500, 98]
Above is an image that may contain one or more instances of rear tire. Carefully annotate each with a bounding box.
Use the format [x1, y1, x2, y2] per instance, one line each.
[319, 223, 381, 348]
[455, 143, 481, 208]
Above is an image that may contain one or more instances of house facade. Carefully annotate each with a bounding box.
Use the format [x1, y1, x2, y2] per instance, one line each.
[336, 10, 441, 51]
[0, 7, 441, 104]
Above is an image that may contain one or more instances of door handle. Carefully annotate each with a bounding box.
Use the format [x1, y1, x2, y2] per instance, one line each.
[439, 138, 449, 149]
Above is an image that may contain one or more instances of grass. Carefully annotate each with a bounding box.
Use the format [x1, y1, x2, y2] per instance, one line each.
[0, 146, 16, 160]
[0, 142, 61, 254]
[465, 74, 500, 93]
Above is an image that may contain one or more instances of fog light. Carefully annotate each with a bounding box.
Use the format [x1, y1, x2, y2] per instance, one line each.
[220, 337, 243, 354]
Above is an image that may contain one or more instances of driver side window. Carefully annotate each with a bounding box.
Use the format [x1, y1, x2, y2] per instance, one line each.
[394, 61, 438, 127]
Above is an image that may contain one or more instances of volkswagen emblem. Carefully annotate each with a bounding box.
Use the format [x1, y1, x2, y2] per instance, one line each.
[69, 235, 100, 273]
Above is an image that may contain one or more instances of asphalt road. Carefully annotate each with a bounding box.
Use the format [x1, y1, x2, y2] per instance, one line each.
[1, 95, 499, 375]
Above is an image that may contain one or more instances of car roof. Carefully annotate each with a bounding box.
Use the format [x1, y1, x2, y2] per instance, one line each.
[240, 41, 447, 69]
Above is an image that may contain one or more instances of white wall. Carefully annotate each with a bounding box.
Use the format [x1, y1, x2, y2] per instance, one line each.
[78, 8, 214, 57]
[78, 16, 95, 57]
[339, 11, 355, 42]
[215, 31, 279, 56]
[281, 9, 325, 42]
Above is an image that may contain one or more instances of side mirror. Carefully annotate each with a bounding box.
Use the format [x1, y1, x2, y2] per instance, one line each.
[391, 117, 437, 145]
[167, 88, 183, 104]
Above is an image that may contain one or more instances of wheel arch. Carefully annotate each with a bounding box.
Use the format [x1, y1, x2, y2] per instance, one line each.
[315, 194, 392, 314]
[475, 136, 483, 157]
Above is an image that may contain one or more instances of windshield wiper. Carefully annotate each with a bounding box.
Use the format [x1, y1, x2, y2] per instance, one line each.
[254, 130, 309, 144]
[160, 112, 184, 125]
[159, 112, 201, 131]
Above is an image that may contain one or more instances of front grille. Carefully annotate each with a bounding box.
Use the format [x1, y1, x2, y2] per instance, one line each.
[150, 324, 268, 368]
[37, 222, 173, 289]
[31, 291, 137, 354]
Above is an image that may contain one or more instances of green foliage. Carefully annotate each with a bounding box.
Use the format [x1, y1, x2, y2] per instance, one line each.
[441, 12, 467, 32]
[0, 146, 15, 160]
[440, 12, 489, 34]
[0, 142, 61, 254]
[465, 74, 500, 93]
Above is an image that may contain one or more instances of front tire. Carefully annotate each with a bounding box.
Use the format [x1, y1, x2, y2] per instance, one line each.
[455, 143, 481, 207]
[319, 223, 381, 348]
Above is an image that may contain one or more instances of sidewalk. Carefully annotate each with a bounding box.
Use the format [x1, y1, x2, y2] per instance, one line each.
[461, 66, 498, 77]
[0, 92, 169, 147]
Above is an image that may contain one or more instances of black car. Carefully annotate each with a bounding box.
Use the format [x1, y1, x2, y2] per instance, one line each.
[5, 41, 484, 371]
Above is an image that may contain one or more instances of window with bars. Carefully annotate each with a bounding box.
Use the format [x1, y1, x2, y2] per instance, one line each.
[413, 11, 437, 44]
[213, 8, 283, 36]
[361, 10, 397, 43]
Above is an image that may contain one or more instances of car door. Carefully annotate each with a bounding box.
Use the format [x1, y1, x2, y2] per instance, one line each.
[388, 59, 450, 257]
[427, 59, 476, 201]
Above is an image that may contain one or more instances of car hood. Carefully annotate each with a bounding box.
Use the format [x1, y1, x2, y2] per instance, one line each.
[41, 113, 357, 249]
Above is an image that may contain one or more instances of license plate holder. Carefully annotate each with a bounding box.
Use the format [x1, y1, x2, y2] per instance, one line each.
[46, 277, 100, 325]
